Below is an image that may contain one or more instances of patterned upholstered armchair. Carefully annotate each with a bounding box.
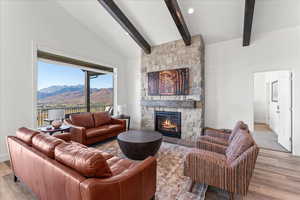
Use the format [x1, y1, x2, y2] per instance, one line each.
[199, 121, 248, 147]
[184, 129, 259, 200]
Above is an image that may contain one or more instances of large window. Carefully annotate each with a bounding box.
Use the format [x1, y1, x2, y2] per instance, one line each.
[37, 60, 113, 126]
[90, 73, 113, 112]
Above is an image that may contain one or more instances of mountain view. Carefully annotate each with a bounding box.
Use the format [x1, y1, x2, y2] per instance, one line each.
[37, 85, 113, 106]
[37, 61, 114, 126]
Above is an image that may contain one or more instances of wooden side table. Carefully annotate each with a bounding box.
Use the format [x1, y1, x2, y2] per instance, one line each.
[113, 115, 131, 130]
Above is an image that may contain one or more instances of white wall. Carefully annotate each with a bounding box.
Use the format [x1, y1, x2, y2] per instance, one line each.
[0, 0, 127, 161]
[205, 26, 300, 155]
[125, 57, 142, 130]
[0, 0, 4, 162]
[254, 73, 267, 124]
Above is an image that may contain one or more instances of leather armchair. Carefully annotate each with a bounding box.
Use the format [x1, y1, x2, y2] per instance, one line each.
[184, 129, 259, 199]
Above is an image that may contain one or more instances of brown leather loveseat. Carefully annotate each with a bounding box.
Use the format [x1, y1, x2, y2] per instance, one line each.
[65, 112, 126, 145]
[7, 127, 157, 200]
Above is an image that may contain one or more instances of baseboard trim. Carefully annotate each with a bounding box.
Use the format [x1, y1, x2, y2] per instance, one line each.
[0, 153, 9, 162]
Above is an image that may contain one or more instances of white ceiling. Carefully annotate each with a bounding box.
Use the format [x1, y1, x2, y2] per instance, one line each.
[56, 0, 300, 58]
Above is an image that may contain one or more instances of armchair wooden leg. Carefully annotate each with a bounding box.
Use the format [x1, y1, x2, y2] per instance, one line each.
[228, 192, 235, 200]
[13, 175, 18, 182]
[189, 181, 195, 192]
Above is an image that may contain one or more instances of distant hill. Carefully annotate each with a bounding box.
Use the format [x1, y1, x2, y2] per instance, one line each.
[38, 85, 113, 105]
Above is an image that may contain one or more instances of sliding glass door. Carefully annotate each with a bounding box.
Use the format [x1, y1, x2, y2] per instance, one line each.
[89, 73, 113, 113]
[37, 60, 114, 127]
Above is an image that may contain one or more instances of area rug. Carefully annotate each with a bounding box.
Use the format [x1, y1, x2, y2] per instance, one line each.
[94, 140, 208, 200]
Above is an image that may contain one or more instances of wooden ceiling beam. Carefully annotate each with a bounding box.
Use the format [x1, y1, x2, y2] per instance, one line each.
[97, 0, 151, 54]
[243, 0, 256, 46]
[164, 0, 191, 46]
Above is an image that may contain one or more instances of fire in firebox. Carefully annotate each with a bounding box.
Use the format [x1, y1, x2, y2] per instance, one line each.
[161, 119, 178, 131]
[155, 111, 181, 138]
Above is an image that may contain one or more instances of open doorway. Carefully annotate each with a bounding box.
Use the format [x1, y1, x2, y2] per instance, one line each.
[253, 71, 292, 153]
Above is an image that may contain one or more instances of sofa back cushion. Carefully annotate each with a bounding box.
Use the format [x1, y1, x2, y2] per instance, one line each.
[16, 127, 40, 146]
[32, 134, 63, 158]
[226, 129, 254, 163]
[229, 121, 248, 142]
[93, 112, 111, 127]
[55, 142, 112, 178]
[70, 113, 94, 129]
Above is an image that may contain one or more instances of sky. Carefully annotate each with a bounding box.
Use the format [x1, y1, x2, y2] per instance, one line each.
[38, 61, 113, 90]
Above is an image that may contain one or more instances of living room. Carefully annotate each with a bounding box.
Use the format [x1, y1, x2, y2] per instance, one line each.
[1, 0, 300, 200]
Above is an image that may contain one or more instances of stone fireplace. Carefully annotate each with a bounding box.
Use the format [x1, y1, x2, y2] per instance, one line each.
[140, 35, 205, 141]
[155, 111, 181, 138]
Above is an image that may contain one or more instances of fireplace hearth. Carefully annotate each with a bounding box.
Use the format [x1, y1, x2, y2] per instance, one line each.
[155, 111, 181, 138]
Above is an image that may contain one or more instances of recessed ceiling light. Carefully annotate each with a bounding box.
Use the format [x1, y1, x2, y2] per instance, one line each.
[188, 8, 194, 14]
[125, 32, 129, 36]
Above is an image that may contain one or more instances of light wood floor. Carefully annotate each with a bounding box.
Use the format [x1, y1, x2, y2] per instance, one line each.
[1, 149, 300, 200]
[207, 149, 300, 199]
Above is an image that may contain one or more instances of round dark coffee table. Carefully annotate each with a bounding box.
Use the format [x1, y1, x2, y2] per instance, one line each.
[117, 130, 163, 160]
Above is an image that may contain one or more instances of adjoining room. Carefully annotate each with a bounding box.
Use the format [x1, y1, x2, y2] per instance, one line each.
[253, 71, 292, 152]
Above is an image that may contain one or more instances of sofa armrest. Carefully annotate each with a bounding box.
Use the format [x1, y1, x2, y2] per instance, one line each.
[64, 119, 87, 144]
[196, 139, 227, 154]
[184, 149, 228, 187]
[227, 145, 260, 195]
[111, 118, 126, 130]
[80, 157, 157, 200]
[219, 129, 232, 134]
[198, 135, 229, 146]
[204, 127, 231, 140]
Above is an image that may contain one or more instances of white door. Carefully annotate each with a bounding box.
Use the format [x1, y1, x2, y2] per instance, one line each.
[278, 71, 292, 151]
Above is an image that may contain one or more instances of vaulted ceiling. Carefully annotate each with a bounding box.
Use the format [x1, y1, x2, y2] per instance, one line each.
[56, 0, 300, 58]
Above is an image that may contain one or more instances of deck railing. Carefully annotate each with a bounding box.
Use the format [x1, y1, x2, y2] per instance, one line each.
[37, 105, 110, 127]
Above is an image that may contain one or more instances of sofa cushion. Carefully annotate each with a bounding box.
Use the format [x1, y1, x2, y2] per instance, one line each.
[93, 112, 111, 127]
[32, 134, 63, 158]
[86, 127, 109, 138]
[106, 156, 139, 176]
[229, 121, 248, 142]
[199, 135, 229, 146]
[189, 149, 227, 166]
[226, 130, 254, 163]
[55, 142, 112, 178]
[70, 141, 113, 160]
[16, 127, 40, 146]
[70, 113, 94, 129]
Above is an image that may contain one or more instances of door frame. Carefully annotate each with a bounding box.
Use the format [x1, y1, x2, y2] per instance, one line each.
[253, 70, 293, 153]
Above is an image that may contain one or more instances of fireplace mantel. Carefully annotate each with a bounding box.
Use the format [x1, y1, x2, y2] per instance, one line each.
[141, 100, 197, 109]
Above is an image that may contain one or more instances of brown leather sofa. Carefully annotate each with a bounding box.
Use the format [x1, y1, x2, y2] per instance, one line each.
[7, 127, 157, 200]
[64, 112, 126, 145]
[184, 126, 259, 200]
